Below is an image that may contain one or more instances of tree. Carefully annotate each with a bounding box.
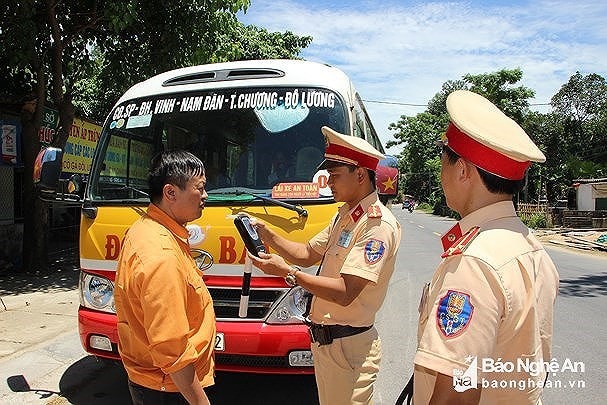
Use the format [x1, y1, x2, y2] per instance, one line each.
[387, 112, 448, 205]
[1, 0, 313, 273]
[2, 0, 96, 272]
[213, 24, 312, 62]
[389, 68, 537, 209]
[551, 72, 607, 166]
[522, 111, 567, 204]
[426, 79, 467, 117]
[463, 68, 535, 122]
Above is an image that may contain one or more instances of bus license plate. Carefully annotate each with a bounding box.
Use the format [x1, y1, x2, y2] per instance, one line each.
[214, 333, 225, 351]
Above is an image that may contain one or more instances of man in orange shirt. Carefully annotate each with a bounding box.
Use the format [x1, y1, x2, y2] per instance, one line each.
[115, 150, 216, 405]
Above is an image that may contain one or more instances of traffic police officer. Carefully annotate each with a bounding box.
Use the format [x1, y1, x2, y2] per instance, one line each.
[413, 90, 559, 404]
[249, 126, 401, 405]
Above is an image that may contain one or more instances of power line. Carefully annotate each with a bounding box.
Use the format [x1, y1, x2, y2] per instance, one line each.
[362, 99, 551, 107]
[362, 99, 427, 107]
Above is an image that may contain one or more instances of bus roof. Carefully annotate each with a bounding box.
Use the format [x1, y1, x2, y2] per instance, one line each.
[116, 59, 354, 105]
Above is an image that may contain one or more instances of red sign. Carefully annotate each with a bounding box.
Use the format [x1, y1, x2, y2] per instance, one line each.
[271, 182, 319, 199]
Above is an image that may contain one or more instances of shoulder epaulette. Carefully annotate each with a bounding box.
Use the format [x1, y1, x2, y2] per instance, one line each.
[441, 226, 480, 258]
[367, 204, 382, 218]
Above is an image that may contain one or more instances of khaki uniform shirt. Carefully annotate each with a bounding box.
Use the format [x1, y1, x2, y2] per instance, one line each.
[115, 203, 216, 392]
[308, 192, 401, 327]
[414, 201, 559, 404]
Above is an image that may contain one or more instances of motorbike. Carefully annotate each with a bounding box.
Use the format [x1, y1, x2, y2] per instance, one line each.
[402, 200, 413, 213]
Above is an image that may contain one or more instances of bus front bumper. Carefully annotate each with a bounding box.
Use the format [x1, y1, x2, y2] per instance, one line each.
[78, 308, 314, 374]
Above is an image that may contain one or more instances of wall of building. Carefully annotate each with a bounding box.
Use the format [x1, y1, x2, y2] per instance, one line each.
[577, 183, 595, 211]
[577, 182, 607, 211]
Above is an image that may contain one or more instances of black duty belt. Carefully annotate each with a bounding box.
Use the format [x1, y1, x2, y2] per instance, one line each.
[308, 323, 373, 346]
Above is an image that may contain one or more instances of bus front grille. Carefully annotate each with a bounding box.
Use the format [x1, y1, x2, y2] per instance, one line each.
[208, 287, 285, 319]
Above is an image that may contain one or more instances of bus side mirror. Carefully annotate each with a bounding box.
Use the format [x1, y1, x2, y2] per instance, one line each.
[67, 173, 84, 197]
[34, 147, 63, 191]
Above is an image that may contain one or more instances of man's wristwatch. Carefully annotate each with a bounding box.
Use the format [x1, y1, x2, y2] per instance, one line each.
[285, 267, 300, 287]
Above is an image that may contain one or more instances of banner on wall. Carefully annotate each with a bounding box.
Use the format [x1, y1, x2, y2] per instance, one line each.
[40, 107, 59, 144]
[1, 119, 21, 165]
[62, 117, 101, 177]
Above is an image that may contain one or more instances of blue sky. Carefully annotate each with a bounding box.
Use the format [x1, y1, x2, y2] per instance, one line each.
[238, 0, 607, 152]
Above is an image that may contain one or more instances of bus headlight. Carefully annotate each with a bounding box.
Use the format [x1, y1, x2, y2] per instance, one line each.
[266, 286, 308, 325]
[80, 272, 115, 313]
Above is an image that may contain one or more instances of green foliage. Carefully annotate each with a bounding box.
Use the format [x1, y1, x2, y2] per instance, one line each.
[212, 24, 312, 62]
[389, 67, 607, 211]
[550, 72, 607, 168]
[1, 0, 312, 122]
[416, 202, 433, 213]
[520, 212, 548, 229]
[389, 68, 539, 207]
[426, 79, 467, 116]
[387, 111, 448, 204]
[463, 68, 535, 122]
[551, 72, 607, 122]
[76, 15, 311, 121]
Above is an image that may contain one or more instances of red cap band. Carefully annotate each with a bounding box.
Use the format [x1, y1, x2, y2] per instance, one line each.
[325, 143, 380, 171]
[445, 123, 530, 180]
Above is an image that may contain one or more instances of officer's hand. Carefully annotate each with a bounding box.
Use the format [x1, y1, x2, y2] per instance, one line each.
[248, 216, 273, 242]
[247, 251, 289, 278]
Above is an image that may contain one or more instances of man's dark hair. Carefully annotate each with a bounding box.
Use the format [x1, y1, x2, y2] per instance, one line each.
[325, 161, 376, 190]
[442, 145, 524, 195]
[148, 150, 205, 203]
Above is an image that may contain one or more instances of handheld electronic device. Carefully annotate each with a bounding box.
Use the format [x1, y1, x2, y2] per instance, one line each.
[234, 215, 267, 257]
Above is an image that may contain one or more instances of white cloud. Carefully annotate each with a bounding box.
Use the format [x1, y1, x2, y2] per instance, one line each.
[239, 0, 607, 152]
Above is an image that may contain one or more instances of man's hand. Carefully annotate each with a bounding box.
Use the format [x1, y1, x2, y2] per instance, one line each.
[170, 364, 211, 405]
[247, 251, 290, 278]
[248, 216, 273, 242]
[248, 251, 369, 307]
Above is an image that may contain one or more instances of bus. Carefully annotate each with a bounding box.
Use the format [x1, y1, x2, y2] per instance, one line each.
[36, 59, 396, 374]
[376, 154, 399, 205]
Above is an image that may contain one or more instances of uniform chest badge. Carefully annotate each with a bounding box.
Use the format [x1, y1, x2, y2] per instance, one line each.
[338, 230, 353, 247]
[436, 290, 474, 338]
[364, 239, 385, 264]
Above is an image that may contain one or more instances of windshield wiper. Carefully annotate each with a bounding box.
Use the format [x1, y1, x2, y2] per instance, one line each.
[223, 190, 308, 217]
[121, 185, 149, 198]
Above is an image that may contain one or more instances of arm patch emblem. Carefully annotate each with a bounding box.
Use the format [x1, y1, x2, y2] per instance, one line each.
[436, 290, 474, 338]
[364, 239, 385, 264]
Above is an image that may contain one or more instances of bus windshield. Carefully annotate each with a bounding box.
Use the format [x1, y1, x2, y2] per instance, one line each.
[89, 87, 346, 202]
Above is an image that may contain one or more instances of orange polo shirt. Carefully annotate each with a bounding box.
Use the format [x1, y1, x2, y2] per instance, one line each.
[115, 203, 216, 391]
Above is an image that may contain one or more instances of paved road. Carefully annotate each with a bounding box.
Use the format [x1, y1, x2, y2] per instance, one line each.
[1, 208, 606, 404]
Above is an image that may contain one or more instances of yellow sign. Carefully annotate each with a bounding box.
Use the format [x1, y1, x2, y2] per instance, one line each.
[62, 118, 100, 174]
[100, 136, 153, 181]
